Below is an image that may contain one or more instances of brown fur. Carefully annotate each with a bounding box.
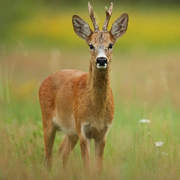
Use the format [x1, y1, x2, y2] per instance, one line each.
[39, 3, 128, 173]
[39, 65, 114, 170]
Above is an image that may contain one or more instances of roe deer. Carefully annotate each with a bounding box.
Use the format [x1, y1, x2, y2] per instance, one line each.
[39, 2, 129, 172]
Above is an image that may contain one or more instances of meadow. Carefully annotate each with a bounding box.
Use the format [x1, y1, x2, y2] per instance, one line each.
[0, 3, 180, 180]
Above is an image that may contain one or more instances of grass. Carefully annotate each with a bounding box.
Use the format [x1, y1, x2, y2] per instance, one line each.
[1, 97, 180, 180]
[0, 48, 180, 179]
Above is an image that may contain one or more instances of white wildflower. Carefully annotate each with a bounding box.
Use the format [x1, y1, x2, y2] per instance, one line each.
[139, 119, 151, 124]
[161, 152, 168, 156]
[154, 142, 164, 147]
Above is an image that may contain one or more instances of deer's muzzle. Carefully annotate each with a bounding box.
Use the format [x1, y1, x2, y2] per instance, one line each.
[96, 57, 108, 69]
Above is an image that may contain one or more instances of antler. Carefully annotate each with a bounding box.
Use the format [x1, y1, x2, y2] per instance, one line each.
[102, 2, 113, 32]
[88, 2, 99, 32]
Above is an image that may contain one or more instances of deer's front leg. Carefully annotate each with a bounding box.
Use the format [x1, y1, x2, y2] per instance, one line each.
[94, 137, 106, 173]
[79, 134, 90, 173]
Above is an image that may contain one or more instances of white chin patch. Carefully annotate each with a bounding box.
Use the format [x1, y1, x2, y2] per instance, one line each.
[97, 63, 107, 69]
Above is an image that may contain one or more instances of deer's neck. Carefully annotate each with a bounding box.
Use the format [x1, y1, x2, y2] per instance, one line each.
[87, 61, 111, 115]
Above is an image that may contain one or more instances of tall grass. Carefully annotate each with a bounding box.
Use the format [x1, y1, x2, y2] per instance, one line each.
[0, 49, 180, 179]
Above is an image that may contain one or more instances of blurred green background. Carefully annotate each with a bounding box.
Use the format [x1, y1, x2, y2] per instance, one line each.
[1, 0, 180, 51]
[0, 0, 180, 179]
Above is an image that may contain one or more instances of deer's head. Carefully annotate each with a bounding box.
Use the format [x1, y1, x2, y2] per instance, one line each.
[72, 2, 128, 70]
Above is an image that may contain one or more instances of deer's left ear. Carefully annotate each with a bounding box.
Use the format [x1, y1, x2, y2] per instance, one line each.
[72, 15, 93, 41]
[110, 13, 129, 41]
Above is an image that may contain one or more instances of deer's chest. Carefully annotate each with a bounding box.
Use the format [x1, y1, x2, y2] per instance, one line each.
[81, 120, 110, 140]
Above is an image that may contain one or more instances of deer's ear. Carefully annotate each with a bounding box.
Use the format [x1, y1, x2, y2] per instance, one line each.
[72, 15, 93, 41]
[110, 13, 129, 41]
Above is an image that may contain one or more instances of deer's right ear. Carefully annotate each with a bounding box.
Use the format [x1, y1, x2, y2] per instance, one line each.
[72, 15, 93, 41]
[109, 13, 129, 42]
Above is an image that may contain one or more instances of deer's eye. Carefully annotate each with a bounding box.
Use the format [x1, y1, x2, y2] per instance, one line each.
[89, 45, 94, 50]
[108, 44, 113, 49]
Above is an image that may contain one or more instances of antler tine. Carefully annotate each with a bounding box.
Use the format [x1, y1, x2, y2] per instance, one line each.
[88, 2, 99, 32]
[103, 2, 113, 32]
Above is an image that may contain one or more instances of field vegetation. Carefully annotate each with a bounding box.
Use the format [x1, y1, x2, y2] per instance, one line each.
[0, 2, 180, 180]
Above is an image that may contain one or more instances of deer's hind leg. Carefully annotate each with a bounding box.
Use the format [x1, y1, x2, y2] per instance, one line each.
[42, 114, 57, 169]
[39, 79, 57, 169]
[58, 134, 79, 168]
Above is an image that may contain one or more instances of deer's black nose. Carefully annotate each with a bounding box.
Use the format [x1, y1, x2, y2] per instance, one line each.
[96, 57, 108, 66]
